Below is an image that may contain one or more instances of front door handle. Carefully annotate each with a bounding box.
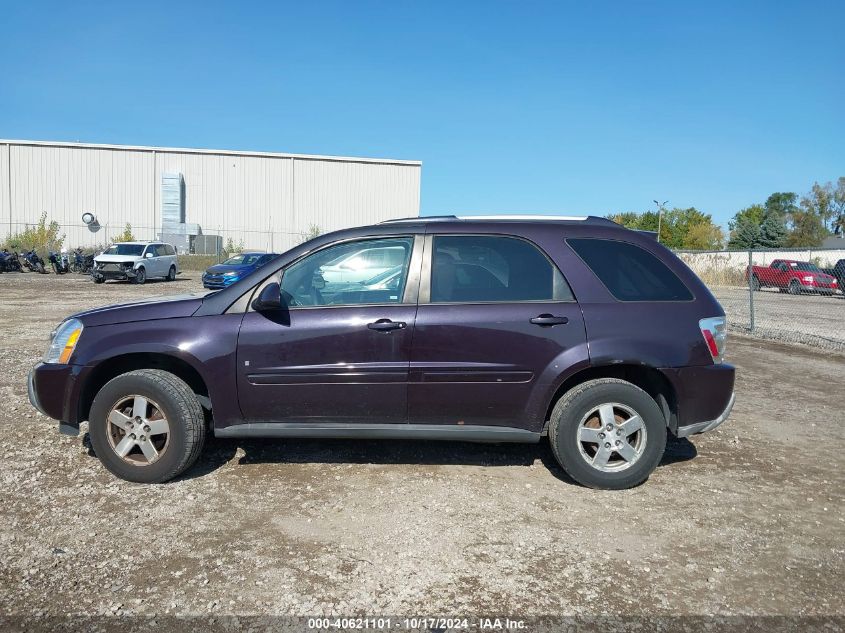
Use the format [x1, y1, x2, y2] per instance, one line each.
[529, 314, 569, 326]
[368, 319, 407, 332]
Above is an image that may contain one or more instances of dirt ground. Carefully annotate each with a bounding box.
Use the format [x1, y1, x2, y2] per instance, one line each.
[0, 272, 843, 623]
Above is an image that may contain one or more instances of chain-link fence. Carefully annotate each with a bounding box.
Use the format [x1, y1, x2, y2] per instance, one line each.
[1, 221, 315, 264]
[676, 246, 845, 352]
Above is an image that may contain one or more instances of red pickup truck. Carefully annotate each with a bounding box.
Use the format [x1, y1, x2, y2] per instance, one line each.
[746, 259, 839, 295]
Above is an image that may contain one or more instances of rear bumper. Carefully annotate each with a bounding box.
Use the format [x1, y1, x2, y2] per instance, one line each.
[676, 391, 735, 438]
[661, 363, 735, 437]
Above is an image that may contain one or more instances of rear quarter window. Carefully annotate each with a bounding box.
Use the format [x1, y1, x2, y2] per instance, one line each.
[567, 238, 693, 301]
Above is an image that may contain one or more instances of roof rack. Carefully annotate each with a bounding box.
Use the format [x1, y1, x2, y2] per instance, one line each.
[381, 214, 616, 225]
[381, 215, 457, 224]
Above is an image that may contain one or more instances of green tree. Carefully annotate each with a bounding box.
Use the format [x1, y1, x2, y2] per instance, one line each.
[764, 192, 799, 222]
[759, 213, 788, 248]
[115, 223, 135, 242]
[2, 212, 65, 255]
[301, 224, 322, 243]
[609, 208, 722, 249]
[728, 217, 762, 249]
[223, 237, 245, 257]
[728, 204, 765, 233]
[787, 201, 828, 246]
[683, 222, 725, 250]
[608, 212, 641, 229]
[833, 177, 845, 234]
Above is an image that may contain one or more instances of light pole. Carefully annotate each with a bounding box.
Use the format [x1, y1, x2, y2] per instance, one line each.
[653, 200, 668, 243]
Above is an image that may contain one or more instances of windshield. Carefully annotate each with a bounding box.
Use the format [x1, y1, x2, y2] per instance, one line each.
[104, 244, 145, 256]
[792, 262, 821, 272]
[223, 254, 263, 266]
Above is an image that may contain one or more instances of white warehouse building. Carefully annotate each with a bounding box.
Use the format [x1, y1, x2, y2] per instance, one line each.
[0, 139, 421, 253]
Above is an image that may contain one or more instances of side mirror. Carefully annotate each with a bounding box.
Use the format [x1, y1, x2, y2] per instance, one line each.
[252, 282, 283, 311]
[145, 252, 154, 259]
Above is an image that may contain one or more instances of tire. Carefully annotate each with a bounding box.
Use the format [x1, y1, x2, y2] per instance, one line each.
[788, 279, 801, 295]
[93, 275, 105, 284]
[88, 369, 206, 483]
[166, 265, 176, 281]
[131, 266, 146, 285]
[751, 275, 760, 291]
[548, 378, 667, 490]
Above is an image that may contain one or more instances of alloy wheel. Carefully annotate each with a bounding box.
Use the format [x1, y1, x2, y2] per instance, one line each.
[576, 402, 647, 473]
[106, 395, 170, 466]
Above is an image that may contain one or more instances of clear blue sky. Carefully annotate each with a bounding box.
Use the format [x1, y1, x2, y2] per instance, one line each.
[1, 0, 842, 227]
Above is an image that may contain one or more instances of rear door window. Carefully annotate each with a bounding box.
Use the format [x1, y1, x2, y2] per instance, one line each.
[430, 235, 573, 303]
[567, 238, 693, 301]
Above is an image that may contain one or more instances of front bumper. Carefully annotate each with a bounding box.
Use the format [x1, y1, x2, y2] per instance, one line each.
[94, 269, 137, 281]
[676, 391, 736, 438]
[28, 363, 86, 436]
[800, 281, 838, 292]
[203, 275, 239, 289]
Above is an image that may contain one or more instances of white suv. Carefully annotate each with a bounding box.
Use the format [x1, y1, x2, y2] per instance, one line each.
[93, 242, 179, 284]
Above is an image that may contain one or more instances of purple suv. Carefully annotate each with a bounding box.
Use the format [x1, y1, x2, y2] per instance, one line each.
[28, 215, 735, 489]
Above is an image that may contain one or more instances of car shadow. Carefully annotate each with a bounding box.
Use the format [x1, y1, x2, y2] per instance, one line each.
[173, 430, 698, 485]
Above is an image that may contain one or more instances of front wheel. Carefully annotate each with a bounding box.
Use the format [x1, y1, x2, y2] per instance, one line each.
[131, 266, 146, 284]
[788, 279, 801, 295]
[88, 369, 206, 483]
[548, 378, 667, 490]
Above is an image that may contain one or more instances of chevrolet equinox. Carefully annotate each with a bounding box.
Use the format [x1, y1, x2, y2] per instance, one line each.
[28, 215, 735, 489]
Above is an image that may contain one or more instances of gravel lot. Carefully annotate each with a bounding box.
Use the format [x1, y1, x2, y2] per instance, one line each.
[0, 272, 843, 626]
[713, 286, 844, 352]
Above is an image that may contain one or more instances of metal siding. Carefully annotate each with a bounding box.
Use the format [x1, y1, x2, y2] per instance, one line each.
[293, 159, 421, 234]
[1, 141, 420, 252]
[0, 144, 9, 234]
[5, 144, 155, 247]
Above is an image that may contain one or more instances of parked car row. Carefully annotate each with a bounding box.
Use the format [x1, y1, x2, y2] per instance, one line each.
[745, 259, 840, 295]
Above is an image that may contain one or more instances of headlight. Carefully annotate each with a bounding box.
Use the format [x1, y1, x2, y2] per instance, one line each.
[223, 271, 239, 277]
[43, 319, 84, 364]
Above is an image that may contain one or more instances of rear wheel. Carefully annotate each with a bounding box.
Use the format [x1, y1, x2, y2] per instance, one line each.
[548, 378, 667, 490]
[131, 266, 146, 285]
[166, 265, 176, 281]
[88, 369, 206, 483]
[751, 275, 760, 291]
[788, 279, 801, 295]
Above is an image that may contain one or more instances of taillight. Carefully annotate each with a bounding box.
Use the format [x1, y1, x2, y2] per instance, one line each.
[699, 316, 726, 364]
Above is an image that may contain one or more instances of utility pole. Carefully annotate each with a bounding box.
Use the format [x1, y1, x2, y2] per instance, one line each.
[653, 200, 668, 242]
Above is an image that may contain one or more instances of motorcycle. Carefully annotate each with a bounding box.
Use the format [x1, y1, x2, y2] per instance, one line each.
[22, 250, 47, 274]
[0, 249, 22, 272]
[49, 249, 70, 274]
[70, 248, 95, 274]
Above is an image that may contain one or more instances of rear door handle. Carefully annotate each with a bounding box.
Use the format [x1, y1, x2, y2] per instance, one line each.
[529, 314, 569, 326]
[368, 319, 407, 332]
